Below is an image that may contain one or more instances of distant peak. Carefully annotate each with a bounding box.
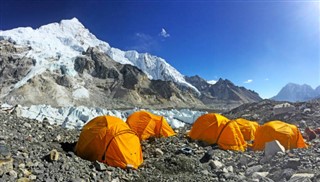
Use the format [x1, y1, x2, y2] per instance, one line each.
[60, 17, 84, 27]
[216, 78, 234, 85]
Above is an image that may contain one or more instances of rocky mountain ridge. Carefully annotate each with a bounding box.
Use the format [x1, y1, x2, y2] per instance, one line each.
[185, 75, 262, 109]
[0, 18, 262, 110]
[0, 18, 197, 93]
[272, 83, 320, 102]
[0, 42, 203, 109]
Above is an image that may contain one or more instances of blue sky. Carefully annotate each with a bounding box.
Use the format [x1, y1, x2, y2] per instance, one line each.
[1, 0, 319, 98]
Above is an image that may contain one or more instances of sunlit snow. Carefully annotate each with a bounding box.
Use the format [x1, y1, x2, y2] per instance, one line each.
[0, 18, 199, 94]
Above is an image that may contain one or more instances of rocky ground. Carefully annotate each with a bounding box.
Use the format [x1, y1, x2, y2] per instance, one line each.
[1, 99, 320, 181]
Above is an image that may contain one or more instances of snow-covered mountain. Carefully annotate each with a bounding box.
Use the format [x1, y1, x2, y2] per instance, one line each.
[0, 18, 198, 93]
[0, 17, 261, 110]
[272, 83, 320, 102]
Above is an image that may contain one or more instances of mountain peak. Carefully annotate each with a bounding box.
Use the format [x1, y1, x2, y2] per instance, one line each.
[0, 18, 199, 95]
[272, 83, 318, 102]
[60, 17, 84, 28]
[216, 78, 233, 85]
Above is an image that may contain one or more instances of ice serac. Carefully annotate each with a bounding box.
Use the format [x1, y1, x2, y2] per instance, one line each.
[0, 17, 198, 93]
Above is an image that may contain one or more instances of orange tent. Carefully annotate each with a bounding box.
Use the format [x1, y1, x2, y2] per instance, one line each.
[188, 113, 247, 151]
[75, 116, 143, 169]
[234, 118, 259, 141]
[126, 110, 175, 140]
[252, 120, 307, 151]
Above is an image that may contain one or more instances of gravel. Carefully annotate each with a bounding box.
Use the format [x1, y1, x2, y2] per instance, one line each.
[1, 99, 320, 181]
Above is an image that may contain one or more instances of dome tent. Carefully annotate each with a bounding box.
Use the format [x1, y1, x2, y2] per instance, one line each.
[126, 110, 175, 140]
[252, 120, 307, 151]
[75, 116, 143, 169]
[234, 118, 259, 141]
[188, 113, 247, 151]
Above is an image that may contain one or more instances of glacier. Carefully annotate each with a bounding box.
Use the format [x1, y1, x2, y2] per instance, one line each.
[0, 17, 199, 94]
[3, 104, 206, 129]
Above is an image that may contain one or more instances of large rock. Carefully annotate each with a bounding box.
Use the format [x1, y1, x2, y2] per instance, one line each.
[289, 173, 314, 182]
[264, 140, 285, 157]
[273, 103, 295, 115]
[0, 143, 13, 176]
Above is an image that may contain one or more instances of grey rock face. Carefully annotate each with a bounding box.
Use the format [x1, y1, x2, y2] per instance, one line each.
[272, 83, 319, 102]
[0, 40, 34, 96]
[185, 76, 262, 110]
[1, 43, 206, 110]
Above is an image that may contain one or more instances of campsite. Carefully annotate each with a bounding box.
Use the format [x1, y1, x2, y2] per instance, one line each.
[1, 99, 320, 181]
[1, 1, 319, 181]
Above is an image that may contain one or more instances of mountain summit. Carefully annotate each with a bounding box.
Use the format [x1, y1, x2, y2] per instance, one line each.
[185, 76, 262, 110]
[0, 18, 197, 92]
[0, 18, 261, 110]
[272, 83, 320, 102]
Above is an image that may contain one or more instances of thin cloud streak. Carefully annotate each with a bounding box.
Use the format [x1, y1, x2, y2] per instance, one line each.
[244, 79, 253, 84]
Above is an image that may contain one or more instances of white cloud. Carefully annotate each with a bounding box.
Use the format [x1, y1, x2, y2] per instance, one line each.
[244, 79, 253, 84]
[160, 28, 170, 38]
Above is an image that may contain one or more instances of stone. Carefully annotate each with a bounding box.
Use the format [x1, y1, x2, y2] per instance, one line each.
[0, 157, 13, 176]
[273, 103, 295, 115]
[111, 177, 120, 182]
[226, 166, 233, 173]
[21, 168, 32, 176]
[289, 173, 314, 182]
[93, 161, 107, 171]
[238, 155, 249, 166]
[29, 174, 37, 180]
[264, 140, 285, 157]
[55, 135, 61, 141]
[209, 160, 224, 169]
[252, 172, 269, 179]
[9, 170, 17, 178]
[17, 178, 30, 182]
[201, 169, 209, 175]
[155, 148, 164, 156]
[286, 158, 301, 169]
[0, 143, 11, 159]
[49, 149, 60, 161]
[23, 122, 32, 128]
[200, 149, 214, 163]
[259, 177, 275, 182]
[245, 165, 263, 176]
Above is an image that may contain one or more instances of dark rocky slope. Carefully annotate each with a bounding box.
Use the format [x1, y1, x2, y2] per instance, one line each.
[185, 76, 262, 110]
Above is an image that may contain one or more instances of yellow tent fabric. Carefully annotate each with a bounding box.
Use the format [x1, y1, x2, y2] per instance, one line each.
[75, 116, 143, 169]
[188, 113, 247, 151]
[234, 118, 259, 141]
[252, 120, 307, 151]
[126, 110, 175, 140]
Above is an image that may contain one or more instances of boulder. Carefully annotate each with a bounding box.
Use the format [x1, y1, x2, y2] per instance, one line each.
[264, 140, 285, 157]
[289, 173, 314, 182]
[0, 158, 13, 176]
[49, 149, 60, 161]
[273, 103, 295, 115]
[245, 165, 263, 176]
[209, 160, 224, 169]
[0, 143, 13, 176]
[286, 158, 301, 169]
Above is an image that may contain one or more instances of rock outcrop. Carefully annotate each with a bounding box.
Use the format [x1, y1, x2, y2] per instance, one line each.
[185, 76, 262, 110]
